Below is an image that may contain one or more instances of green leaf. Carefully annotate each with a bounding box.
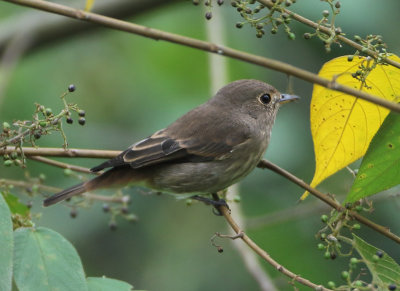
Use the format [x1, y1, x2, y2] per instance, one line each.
[3, 192, 29, 216]
[0, 192, 13, 291]
[13, 227, 88, 291]
[346, 112, 400, 203]
[353, 234, 400, 288]
[87, 277, 134, 291]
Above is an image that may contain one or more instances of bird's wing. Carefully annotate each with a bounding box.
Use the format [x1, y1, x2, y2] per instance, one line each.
[91, 127, 250, 172]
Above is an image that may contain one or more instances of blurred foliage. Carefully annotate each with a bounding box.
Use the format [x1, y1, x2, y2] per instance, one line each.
[0, 0, 400, 290]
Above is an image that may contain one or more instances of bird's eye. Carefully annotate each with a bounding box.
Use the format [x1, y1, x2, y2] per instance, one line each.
[260, 93, 271, 104]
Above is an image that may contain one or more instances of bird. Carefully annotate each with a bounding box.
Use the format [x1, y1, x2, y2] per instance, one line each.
[43, 79, 298, 207]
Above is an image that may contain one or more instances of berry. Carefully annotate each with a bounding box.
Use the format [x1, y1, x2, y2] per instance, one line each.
[205, 12, 212, 20]
[4, 160, 13, 167]
[66, 117, 73, 124]
[350, 257, 358, 265]
[354, 280, 362, 287]
[64, 168, 73, 176]
[322, 10, 329, 17]
[341, 271, 349, 280]
[78, 110, 86, 117]
[335, 1, 341, 9]
[34, 132, 41, 139]
[192, 0, 199, 5]
[217, 0, 224, 5]
[78, 117, 86, 126]
[126, 214, 138, 222]
[347, 55, 354, 62]
[285, 0, 292, 7]
[217, 247, 223, 253]
[317, 243, 325, 250]
[324, 251, 330, 259]
[102, 203, 110, 213]
[327, 281, 336, 289]
[68, 84, 76, 92]
[321, 214, 328, 223]
[236, 22, 243, 29]
[389, 284, 397, 290]
[372, 255, 379, 262]
[376, 250, 384, 258]
[353, 223, 361, 230]
[2, 122, 10, 131]
[109, 222, 117, 231]
[70, 209, 78, 218]
[45, 108, 52, 116]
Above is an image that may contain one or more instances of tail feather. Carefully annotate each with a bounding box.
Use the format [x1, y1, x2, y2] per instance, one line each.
[43, 183, 86, 207]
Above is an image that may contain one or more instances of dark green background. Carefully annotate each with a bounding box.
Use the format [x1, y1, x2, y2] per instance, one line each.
[1, 1, 399, 290]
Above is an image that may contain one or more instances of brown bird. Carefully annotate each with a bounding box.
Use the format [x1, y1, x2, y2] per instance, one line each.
[43, 79, 298, 207]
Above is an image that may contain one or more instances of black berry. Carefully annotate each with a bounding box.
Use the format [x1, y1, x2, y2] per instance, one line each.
[70, 209, 78, 218]
[66, 117, 73, 124]
[78, 117, 86, 126]
[109, 222, 117, 231]
[205, 12, 212, 20]
[68, 84, 76, 92]
[102, 203, 110, 213]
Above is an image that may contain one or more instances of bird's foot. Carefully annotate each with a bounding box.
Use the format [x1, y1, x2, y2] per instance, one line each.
[192, 194, 230, 216]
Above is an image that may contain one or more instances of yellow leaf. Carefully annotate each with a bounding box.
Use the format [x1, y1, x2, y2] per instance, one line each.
[301, 55, 400, 200]
[85, 0, 95, 11]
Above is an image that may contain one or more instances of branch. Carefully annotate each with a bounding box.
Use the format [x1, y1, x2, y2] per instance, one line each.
[2, 0, 400, 113]
[0, 0, 178, 55]
[257, 160, 400, 244]
[257, 0, 400, 70]
[4, 146, 398, 244]
[217, 203, 331, 291]
[0, 146, 120, 158]
[226, 185, 278, 291]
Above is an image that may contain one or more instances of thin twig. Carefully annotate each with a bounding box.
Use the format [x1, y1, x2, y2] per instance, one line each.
[0, 178, 127, 203]
[2, 0, 400, 112]
[0, 178, 61, 193]
[257, 159, 400, 244]
[83, 192, 129, 203]
[28, 155, 102, 175]
[257, 0, 400, 70]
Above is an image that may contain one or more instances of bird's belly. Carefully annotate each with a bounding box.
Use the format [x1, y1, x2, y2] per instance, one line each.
[146, 153, 260, 194]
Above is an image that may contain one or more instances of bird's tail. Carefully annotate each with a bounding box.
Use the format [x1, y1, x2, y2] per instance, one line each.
[43, 166, 144, 207]
[43, 183, 87, 207]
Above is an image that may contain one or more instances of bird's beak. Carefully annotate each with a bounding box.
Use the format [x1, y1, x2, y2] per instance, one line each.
[279, 94, 299, 104]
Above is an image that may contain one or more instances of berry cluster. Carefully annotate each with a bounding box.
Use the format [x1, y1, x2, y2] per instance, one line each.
[231, 0, 297, 40]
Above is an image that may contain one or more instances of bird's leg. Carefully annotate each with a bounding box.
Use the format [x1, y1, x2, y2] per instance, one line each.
[192, 193, 230, 216]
